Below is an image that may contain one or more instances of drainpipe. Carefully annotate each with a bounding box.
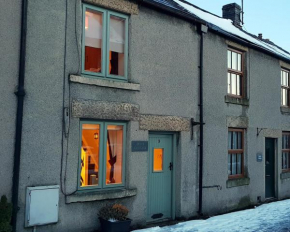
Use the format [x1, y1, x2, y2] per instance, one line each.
[12, 0, 28, 231]
[198, 24, 208, 216]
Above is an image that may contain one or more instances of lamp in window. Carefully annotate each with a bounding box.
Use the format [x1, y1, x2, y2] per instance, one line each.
[94, 132, 98, 140]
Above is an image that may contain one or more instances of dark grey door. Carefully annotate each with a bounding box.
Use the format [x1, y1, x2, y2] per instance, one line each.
[265, 138, 276, 198]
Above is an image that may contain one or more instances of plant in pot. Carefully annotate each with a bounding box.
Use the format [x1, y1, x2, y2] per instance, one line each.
[98, 204, 132, 232]
[0, 195, 12, 232]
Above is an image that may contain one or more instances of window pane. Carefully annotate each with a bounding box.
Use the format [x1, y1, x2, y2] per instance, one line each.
[231, 74, 237, 95]
[287, 135, 290, 149]
[286, 72, 289, 86]
[228, 154, 232, 175]
[282, 135, 286, 149]
[154, 149, 163, 172]
[237, 75, 241, 96]
[232, 52, 238, 70]
[109, 15, 125, 76]
[227, 50, 231, 69]
[228, 131, 232, 149]
[283, 72, 287, 86]
[237, 154, 242, 174]
[281, 71, 283, 85]
[232, 154, 237, 175]
[237, 54, 242, 71]
[282, 89, 287, 106]
[80, 124, 100, 187]
[233, 132, 238, 149]
[237, 132, 242, 149]
[106, 125, 123, 185]
[227, 73, 231, 94]
[283, 152, 288, 170]
[84, 9, 103, 73]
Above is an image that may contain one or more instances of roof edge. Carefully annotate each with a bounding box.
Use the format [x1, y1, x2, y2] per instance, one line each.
[139, 0, 206, 25]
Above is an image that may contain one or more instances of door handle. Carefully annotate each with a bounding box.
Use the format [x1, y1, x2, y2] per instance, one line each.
[169, 162, 173, 171]
[266, 175, 271, 177]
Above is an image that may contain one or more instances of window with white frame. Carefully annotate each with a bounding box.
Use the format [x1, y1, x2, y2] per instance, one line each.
[228, 128, 244, 178]
[79, 121, 126, 190]
[82, 4, 128, 80]
[282, 132, 290, 171]
[281, 69, 290, 107]
[227, 48, 244, 97]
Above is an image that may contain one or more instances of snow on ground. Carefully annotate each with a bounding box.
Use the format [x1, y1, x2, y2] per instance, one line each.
[134, 200, 290, 232]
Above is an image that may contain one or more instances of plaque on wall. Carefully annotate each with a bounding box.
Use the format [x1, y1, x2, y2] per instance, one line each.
[257, 153, 263, 162]
[131, 141, 148, 152]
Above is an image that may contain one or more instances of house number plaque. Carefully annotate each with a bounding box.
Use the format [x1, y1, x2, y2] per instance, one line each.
[131, 141, 148, 152]
[256, 153, 263, 162]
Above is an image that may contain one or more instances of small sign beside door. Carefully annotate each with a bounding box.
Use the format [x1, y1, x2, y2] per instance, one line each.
[131, 141, 148, 152]
[257, 153, 263, 162]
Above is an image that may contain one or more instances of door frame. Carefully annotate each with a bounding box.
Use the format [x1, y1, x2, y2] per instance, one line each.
[147, 132, 178, 222]
[264, 137, 278, 199]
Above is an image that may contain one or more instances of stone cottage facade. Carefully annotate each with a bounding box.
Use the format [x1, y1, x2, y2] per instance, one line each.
[1, 0, 290, 231]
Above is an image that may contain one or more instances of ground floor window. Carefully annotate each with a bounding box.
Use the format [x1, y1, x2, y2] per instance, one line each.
[228, 128, 244, 178]
[282, 132, 290, 171]
[79, 121, 126, 190]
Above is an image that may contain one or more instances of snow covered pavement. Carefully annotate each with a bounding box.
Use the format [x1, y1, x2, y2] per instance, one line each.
[134, 200, 290, 232]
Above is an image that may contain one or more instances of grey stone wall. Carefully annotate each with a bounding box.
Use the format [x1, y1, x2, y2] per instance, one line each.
[83, 0, 138, 15]
[0, 0, 21, 199]
[202, 31, 290, 214]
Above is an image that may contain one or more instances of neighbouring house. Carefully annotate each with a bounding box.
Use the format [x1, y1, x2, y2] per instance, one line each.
[1, 0, 290, 231]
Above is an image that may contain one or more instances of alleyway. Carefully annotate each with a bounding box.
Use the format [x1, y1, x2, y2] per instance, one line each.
[134, 200, 290, 232]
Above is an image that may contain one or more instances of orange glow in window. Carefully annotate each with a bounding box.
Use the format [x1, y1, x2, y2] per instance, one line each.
[154, 149, 163, 172]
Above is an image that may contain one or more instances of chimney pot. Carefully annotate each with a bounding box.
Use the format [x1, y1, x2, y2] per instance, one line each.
[258, 33, 263, 39]
[222, 3, 242, 27]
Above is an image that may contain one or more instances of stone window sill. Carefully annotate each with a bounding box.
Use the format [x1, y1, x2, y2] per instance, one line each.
[70, 75, 140, 91]
[66, 188, 137, 204]
[280, 172, 290, 180]
[281, 107, 290, 115]
[226, 177, 250, 188]
[225, 95, 249, 106]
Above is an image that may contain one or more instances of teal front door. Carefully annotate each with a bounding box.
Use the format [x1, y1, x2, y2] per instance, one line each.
[147, 134, 173, 222]
[265, 138, 276, 198]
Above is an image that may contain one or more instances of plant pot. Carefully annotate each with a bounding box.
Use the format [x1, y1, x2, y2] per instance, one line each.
[99, 217, 132, 232]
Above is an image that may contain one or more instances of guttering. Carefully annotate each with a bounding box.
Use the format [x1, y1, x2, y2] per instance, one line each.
[12, 0, 28, 231]
[198, 24, 208, 216]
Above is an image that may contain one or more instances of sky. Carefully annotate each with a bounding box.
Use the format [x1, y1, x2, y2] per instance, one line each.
[186, 0, 290, 53]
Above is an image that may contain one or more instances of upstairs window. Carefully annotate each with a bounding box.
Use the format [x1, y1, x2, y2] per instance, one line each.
[282, 132, 290, 172]
[228, 129, 244, 178]
[82, 4, 128, 80]
[281, 69, 289, 107]
[227, 49, 243, 97]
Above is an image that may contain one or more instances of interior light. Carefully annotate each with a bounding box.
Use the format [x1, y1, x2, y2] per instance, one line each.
[94, 133, 98, 139]
[85, 15, 89, 30]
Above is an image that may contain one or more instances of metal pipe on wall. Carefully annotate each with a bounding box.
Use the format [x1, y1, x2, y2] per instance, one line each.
[12, 0, 28, 231]
[198, 24, 208, 216]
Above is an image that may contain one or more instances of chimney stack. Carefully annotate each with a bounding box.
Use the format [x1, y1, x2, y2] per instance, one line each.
[258, 33, 263, 39]
[222, 3, 242, 27]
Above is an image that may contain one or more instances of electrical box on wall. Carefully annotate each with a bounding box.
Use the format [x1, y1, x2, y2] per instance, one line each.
[25, 185, 59, 227]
